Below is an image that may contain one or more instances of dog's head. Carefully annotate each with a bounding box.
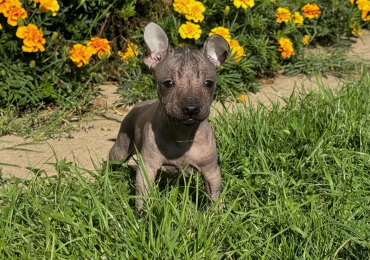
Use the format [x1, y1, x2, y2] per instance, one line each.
[143, 22, 229, 126]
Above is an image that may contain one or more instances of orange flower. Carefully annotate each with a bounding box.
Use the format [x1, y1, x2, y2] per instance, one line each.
[0, 23, 2, 30]
[69, 44, 93, 67]
[87, 37, 111, 58]
[278, 37, 295, 58]
[302, 3, 321, 19]
[118, 44, 138, 63]
[0, 0, 21, 14]
[275, 7, 292, 23]
[357, 0, 370, 21]
[16, 24, 46, 52]
[3, 5, 27, 26]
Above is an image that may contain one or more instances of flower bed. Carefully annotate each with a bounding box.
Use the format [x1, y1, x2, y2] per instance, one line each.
[0, 0, 369, 110]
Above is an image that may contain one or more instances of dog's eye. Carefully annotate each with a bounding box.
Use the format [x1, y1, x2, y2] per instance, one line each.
[203, 80, 214, 88]
[163, 81, 175, 88]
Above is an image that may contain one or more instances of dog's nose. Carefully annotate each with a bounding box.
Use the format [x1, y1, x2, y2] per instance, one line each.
[182, 104, 200, 116]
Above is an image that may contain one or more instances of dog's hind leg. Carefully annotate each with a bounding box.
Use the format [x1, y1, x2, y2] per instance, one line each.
[109, 115, 135, 164]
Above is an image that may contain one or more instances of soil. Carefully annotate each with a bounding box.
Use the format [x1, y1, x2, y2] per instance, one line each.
[1, 31, 370, 179]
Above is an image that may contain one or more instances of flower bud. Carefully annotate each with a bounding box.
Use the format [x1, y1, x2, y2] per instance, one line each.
[79, 0, 85, 5]
[1, 70, 5, 76]
[29, 60, 36, 68]
[51, 32, 58, 42]
[17, 17, 24, 27]
[224, 6, 230, 17]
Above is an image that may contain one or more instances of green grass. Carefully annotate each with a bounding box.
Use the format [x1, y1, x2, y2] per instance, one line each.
[1, 70, 370, 259]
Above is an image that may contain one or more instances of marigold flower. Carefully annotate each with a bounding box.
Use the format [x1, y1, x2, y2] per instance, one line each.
[118, 43, 139, 63]
[229, 39, 244, 62]
[302, 35, 310, 45]
[184, 1, 205, 22]
[3, 5, 27, 26]
[87, 37, 111, 59]
[69, 44, 93, 67]
[173, 0, 193, 14]
[237, 95, 247, 101]
[38, 0, 60, 16]
[350, 24, 363, 35]
[357, 0, 370, 21]
[349, 0, 354, 3]
[278, 37, 295, 58]
[275, 7, 291, 23]
[178, 21, 202, 40]
[209, 26, 231, 43]
[231, 0, 255, 9]
[0, 23, 2, 30]
[0, 0, 21, 13]
[302, 3, 321, 19]
[293, 12, 304, 25]
[16, 24, 46, 52]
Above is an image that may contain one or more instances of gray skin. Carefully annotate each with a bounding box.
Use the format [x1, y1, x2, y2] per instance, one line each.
[109, 23, 230, 209]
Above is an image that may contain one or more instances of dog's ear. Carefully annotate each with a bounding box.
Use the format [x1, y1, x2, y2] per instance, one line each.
[202, 35, 230, 68]
[143, 22, 169, 69]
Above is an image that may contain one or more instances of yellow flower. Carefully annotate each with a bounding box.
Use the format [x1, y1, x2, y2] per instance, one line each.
[278, 37, 295, 58]
[87, 37, 111, 59]
[16, 24, 46, 52]
[69, 44, 93, 67]
[209, 26, 231, 43]
[0, 23, 2, 30]
[229, 39, 244, 62]
[0, 0, 21, 14]
[237, 95, 247, 101]
[184, 1, 205, 22]
[293, 12, 303, 25]
[275, 7, 291, 23]
[350, 24, 363, 35]
[231, 0, 255, 9]
[173, 0, 194, 15]
[302, 35, 310, 45]
[118, 43, 138, 63]
[3, 5, 27, 26]
[178, 21, 202, 40]
[38, 0, 59, 16]
[357, 0, 370, 21]
[349, 0, 354, 3]
[302, 3, 321, 19]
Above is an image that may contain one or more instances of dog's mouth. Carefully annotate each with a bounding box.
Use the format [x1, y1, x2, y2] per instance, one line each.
[181, 118, 202, 126]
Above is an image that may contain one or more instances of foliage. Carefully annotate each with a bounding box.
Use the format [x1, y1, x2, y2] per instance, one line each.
[117, 0, 370, 101]
[1, 72, 370, 258]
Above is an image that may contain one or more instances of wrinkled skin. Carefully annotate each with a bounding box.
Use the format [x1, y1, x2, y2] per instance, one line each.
[110, 39, 227, 210]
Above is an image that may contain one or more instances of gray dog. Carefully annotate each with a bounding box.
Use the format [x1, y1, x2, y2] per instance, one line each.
[109, 22, 229, 209]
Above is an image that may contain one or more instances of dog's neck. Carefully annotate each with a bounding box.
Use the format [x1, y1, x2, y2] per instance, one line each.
[157, 103, 201, 146]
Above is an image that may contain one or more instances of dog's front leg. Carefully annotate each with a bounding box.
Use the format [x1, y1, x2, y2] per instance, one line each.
[200, 163, 222, 209]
